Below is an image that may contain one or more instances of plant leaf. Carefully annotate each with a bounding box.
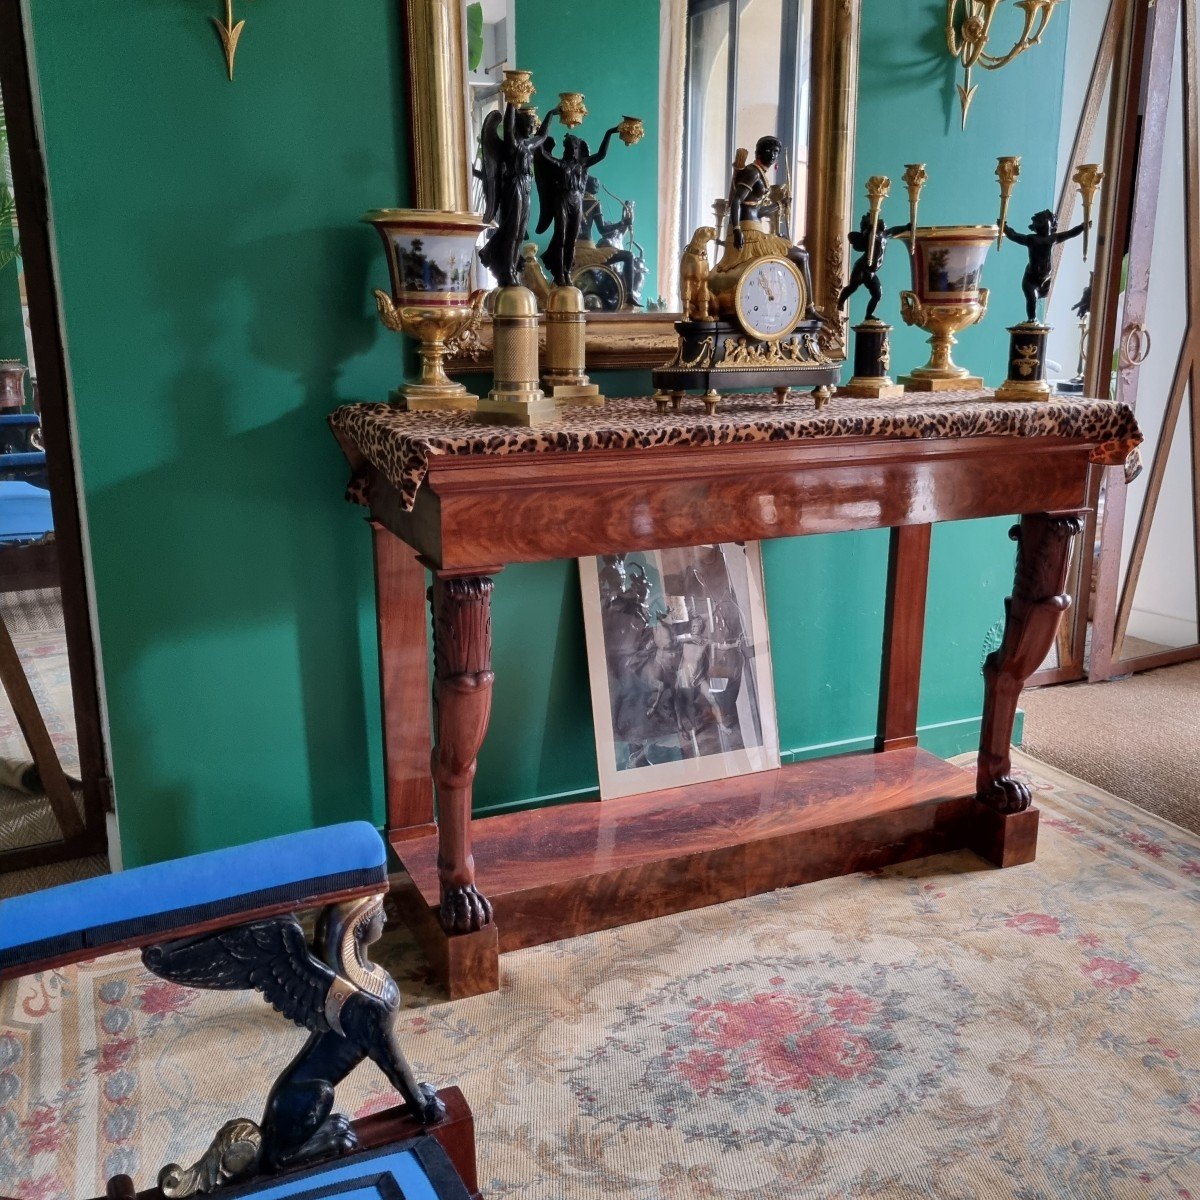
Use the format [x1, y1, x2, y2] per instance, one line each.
[467, 3, 484, 73]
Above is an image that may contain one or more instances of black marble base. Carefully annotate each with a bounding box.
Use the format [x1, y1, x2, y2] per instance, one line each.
[652, 317, 839, 410]
[996, 322, 1052, 401]
[839, 320, 904, 398]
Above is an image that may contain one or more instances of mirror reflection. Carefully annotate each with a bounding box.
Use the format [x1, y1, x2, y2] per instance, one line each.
[0, 85, 86, 861]
[467, 0, 817, 314]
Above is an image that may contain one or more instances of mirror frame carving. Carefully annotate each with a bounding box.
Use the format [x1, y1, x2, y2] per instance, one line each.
[400, 0, 860, 371]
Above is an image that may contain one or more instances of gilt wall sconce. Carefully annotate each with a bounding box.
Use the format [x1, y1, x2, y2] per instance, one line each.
[946, 0, 1064, 129]
[212, 0, 252, 81]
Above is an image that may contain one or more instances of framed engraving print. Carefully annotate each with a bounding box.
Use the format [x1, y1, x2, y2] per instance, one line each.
[579, 542, 781, 801]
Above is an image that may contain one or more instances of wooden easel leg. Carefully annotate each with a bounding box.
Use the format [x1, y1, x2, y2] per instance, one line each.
[429, 573, 495, 935]
[0, 610, 82, 839]
[977, 512, 1085, 815]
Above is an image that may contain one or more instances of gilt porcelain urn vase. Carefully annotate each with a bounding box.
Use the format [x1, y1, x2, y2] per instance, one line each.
[897, 225, 997, 391]
[364, 208, 489, 412]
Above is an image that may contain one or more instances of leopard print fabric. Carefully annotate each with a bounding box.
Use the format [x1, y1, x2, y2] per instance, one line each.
[328, 391, 1143, 513]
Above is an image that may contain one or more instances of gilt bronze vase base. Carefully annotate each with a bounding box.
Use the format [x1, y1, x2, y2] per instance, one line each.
[900, 374, 985, 392]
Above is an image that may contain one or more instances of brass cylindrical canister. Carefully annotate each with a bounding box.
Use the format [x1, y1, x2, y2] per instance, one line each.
[543, 286, 602, 404]
[477, 286, 559, 426]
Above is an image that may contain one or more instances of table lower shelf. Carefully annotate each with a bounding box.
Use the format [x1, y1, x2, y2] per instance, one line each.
[389, 746, 1038, 998]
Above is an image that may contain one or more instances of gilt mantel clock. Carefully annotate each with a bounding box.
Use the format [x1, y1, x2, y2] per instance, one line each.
[652, 251, 838, 415]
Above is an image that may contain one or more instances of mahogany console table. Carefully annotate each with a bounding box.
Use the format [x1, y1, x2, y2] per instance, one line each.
[330, 392, 1141, 998]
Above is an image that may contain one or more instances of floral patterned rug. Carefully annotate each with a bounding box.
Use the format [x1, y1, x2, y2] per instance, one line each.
[3, 750, 1200, 1199]
[0, 589, 83, 867]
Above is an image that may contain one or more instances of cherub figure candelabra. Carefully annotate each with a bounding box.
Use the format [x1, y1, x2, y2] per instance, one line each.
[1004, 210, 1087, 324]
[528, 104, 633, 407]
[837, 176, 910, 398]
[995, 161, 1100, 401]
[838, 211, 912, 323]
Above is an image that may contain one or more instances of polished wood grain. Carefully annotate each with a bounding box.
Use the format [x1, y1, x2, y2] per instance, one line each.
[390, 749, 1036, 979]
[77, 1091, 480, 1200]
[970, 801, 1040, 868]
[877, 524, 932, 752]
[978, 513, 1085, 813]
[357, 420, 1110, 997]
[429, 574, 495, 935]
[368, 436, 1096, 572]
[389, 870, 499, 1000]
[372, 523, 435, 833]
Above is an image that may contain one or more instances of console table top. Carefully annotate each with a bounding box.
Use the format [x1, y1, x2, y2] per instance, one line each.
[329, 390, 1142, 513]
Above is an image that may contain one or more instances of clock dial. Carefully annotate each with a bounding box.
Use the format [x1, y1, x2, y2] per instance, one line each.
[733, 257, 806, 341]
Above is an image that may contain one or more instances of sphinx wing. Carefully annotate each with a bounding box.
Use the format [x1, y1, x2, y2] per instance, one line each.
[142, 916, 335, 1033]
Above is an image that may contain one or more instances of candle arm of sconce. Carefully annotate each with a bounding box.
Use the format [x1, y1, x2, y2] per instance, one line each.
[948, 0, 1005, 66]
[980, 0, 1057, 70]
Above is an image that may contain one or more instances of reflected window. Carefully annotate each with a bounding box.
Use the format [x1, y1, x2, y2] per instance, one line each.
[684, 0, 812, 246]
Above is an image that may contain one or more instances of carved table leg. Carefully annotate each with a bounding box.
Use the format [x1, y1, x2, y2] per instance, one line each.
[430, 573, 495, 934]
[977, 513, 1084, 813]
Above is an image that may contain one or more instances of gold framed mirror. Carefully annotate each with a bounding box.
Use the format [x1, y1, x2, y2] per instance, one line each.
[400, 0, 859, 371]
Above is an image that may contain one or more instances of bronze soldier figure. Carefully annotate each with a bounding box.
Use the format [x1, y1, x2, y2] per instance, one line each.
[715, 134, 818, 319]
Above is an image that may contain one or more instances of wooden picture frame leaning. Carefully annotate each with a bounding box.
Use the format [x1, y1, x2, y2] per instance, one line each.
[398, 0, 861, 372]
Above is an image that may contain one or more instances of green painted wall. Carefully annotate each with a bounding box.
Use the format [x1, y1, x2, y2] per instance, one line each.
[854, 0, 1068, 750]
[514, 0, 660, 302]
[26, 0, 1063, 866]
[29, 1, 409, 864]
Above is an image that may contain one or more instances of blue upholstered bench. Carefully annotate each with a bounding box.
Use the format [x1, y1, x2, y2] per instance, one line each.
[0, 820, 388, 974]
[0, 823, 479, 1199]
[0, 479, 52, 545]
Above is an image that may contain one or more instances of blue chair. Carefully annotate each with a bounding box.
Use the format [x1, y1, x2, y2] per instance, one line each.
[0, 479, 52, 543]
[0, 823, 478, 1198]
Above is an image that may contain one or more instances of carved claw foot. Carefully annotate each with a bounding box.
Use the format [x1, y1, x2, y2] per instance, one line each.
[439, 884, 493, 934]
[277, 1113, 358, 1172]
[978, 775, 1032, 815]
[414, 1082, 447, 1125]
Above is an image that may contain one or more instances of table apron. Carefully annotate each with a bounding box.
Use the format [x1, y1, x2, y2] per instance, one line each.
[369, 440, 1095, 569]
